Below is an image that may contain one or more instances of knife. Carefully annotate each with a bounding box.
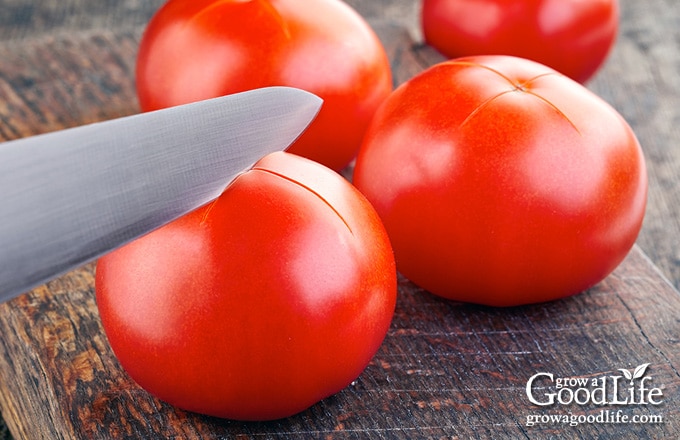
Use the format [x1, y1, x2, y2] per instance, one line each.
[0, 86, 322, 301]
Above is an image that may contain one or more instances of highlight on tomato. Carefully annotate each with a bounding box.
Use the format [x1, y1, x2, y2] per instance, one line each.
[353, 55, 647, 307]
[421, 0, 620, 83]
[95, 152, 397, 421]
[135, 0, 393, 171]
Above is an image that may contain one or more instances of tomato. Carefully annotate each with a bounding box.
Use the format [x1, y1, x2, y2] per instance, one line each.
[421, 0, 619, 83]
[95, 152, 397, 420]
[135, 0, 393, 171]
[353, 55, 647, 307]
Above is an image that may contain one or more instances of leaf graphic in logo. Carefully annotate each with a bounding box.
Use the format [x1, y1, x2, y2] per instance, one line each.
[619, 363, 650, 385]
[618, 368, 633, 381]
[633, 363, 650, 380]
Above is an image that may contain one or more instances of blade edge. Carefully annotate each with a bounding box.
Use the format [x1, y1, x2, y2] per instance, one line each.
[0, 87, 322, 300]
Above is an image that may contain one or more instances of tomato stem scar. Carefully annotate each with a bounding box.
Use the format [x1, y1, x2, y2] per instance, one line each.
[452, 62, 581, 135]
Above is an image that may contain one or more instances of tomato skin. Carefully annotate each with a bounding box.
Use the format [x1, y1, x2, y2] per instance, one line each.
[95, 152, 396, 420]
[421, 0, 619, 83]
[135, 0, 393, 171]
[353, 55, 647, 307]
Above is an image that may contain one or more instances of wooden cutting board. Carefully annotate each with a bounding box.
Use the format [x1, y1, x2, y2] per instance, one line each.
[0, 22, 678, 440]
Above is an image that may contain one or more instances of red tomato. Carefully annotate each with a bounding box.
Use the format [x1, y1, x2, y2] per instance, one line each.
[95, 152, 397, 420]
[353, 55, 647, 307]
[135, 0, 393, 171]
[421, 0, 619, 83]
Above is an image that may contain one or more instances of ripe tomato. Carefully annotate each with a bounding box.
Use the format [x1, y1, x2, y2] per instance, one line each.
[353, 55, 647, 307]
[95, 152, 397, 420]
[421, 0, 619, 83]
[135, 0, 393, 171]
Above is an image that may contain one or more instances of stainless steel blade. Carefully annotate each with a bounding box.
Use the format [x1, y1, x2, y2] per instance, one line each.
[0, 86, 322, 301]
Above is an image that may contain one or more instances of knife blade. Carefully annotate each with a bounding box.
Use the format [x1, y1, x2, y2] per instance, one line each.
[0, 86, 322, 301]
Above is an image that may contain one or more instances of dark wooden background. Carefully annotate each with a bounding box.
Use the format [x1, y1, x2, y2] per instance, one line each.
[0, 0, 678, 439]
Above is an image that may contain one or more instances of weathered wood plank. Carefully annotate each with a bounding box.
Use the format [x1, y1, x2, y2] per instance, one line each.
[0, 1, 163, 41]
[0, 251, 678, 438]
[585, 0, 680, 293]
[0, 29, 141, 142]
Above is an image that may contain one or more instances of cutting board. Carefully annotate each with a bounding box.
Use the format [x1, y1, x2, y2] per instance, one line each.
[0, 22, 678, 440]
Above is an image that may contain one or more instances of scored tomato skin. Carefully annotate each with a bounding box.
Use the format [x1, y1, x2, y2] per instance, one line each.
[95, 152, 397, 421]
[353, 55, 647, 307]
[135, 0, 393, 171]
[421, 0, 619, 83]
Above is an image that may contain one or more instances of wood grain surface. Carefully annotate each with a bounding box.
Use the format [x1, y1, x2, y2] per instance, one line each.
[0, 1, 678, 439]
